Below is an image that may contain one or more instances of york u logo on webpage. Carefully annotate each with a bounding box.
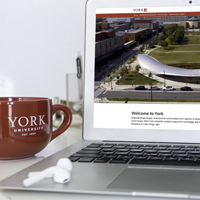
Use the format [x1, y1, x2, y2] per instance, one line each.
[8, 115, 45, 127]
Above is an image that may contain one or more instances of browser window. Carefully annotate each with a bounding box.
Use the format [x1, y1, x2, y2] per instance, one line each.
[94, 7, 200, 130]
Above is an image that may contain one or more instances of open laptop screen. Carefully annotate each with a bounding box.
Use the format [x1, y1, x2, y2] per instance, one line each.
[84, 0, 200, 143]
[94, 6, 200, 131]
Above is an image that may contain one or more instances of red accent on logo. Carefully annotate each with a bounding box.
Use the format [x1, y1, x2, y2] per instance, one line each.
[144, 8, 148, 12]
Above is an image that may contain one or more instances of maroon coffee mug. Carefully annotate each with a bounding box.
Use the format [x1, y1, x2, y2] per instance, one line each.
[0, 97, 72, 160]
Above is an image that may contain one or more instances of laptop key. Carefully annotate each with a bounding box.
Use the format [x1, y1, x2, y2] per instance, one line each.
[174, 154, 188, 157]
[140, 146, 153, 150]
[68, 157, 80, 162]
[128, 145, 140, 149]
[173, 145, 185, 148]
[129, 149, 143, 152]
[129, 159, 161, 165]
[133, 156, 148, 160]
[195, 159, 200, 163]
[87, 144, 101, 148]
[101, 151, 114, 155]
[165, 157, 179, 161]
[119, 155, 133, 159]
[181, 147, 195, 151]
[113, 145, 127, 149]
[154, 147, 167, 150]
[187, 151, 200, 154]
[159, 153, 173, 157]
[115, 149, 129, 152]
[101, 145, 114, 148]
[149, 157, 163, 160]
[173, 150, 186, 154]
[144, 150, 157, 153]
[82, 147, 102, 151]
[189, 154, 200, 158]
[167, 147, 181, 150]
[104, 155, 118, 159]
[117, 143, 130, 146]
[71, 153, 102, 158]
[158, 145, 172, 147]
[77, 150, 101, 154]
[129, 152, 144, 156]
[102, 148, 115, 151]
[115, 152, 129, 156]
[180, 158, 195, 162]
[94, 158, 110, 163]
[158, 150, 171, 153]
[78, 157, 95, 162]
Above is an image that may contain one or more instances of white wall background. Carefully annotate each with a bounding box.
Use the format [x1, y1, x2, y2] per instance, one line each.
[0, 0, 86, 102]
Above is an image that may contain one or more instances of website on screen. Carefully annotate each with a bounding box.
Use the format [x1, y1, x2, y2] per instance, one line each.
[94, 7, 200, 130]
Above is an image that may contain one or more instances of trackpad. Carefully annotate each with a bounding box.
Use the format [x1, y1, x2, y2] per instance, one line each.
[108, 166, 200, 194]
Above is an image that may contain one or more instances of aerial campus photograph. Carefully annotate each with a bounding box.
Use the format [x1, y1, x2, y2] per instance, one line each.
[94, 15, 200, 103]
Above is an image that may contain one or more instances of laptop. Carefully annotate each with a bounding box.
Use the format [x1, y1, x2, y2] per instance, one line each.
[1, 0, 200, 198]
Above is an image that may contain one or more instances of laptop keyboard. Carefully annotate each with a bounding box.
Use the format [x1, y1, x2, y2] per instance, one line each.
[69, 143, 200, 166]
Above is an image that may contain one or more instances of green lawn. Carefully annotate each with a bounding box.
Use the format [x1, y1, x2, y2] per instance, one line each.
[149, 34, 200, 64]
[185, 36, 200, 44]
[185, 32, 200, 36]
[159, 44, 200, 51]
[116, 71, 160, 85]
[149, 50, 200, 64]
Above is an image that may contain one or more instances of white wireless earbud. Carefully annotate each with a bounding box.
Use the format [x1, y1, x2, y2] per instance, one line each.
[23, 158, 72, 187]
[27, 158, 73, 178]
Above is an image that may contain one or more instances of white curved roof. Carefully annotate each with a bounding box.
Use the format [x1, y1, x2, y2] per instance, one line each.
[137, 54, 200, 77]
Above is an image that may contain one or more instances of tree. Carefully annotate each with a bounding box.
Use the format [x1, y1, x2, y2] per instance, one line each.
[138, 45, 144, 53]
[120, 67, 129, 77]
[149, 42, 155, 48]
[156, 30, 159, 37]
[159, 40, 168, 48]
[158, 33, 167, 41]
[160, 24, 185, 45]
[124, 67, 129, 74]
[165, 35, 175, 45]
[135, 65, 141, 73]
[125, 97, 129, 103]
[152, 38, 158, 45]
[106, 71, 110, 77]
[120, 70, 125, 77]
[148, 71, 153, 79]
[173, 29, 184, 44]
[163, 24, 178, 36]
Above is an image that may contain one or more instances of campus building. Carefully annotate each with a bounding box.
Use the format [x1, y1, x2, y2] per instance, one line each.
[95, 30, 124, 62]
[141, 16, 188, 22]
[134, 20, 159, 30]
[123, 28, 150, 42]
[96, 21, 109, 31]
[106, 17, 135, 25]
[181, 17, 200, 29]
[109, 23, 129, 32]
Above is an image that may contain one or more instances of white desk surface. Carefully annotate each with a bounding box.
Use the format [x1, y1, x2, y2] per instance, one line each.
[0, 114, 178, 200]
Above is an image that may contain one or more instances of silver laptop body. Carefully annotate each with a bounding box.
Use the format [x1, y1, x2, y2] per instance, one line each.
[1, 0, 200, 198]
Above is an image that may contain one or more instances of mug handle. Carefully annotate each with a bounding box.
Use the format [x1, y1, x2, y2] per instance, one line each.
[51, 104, 72, 141]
